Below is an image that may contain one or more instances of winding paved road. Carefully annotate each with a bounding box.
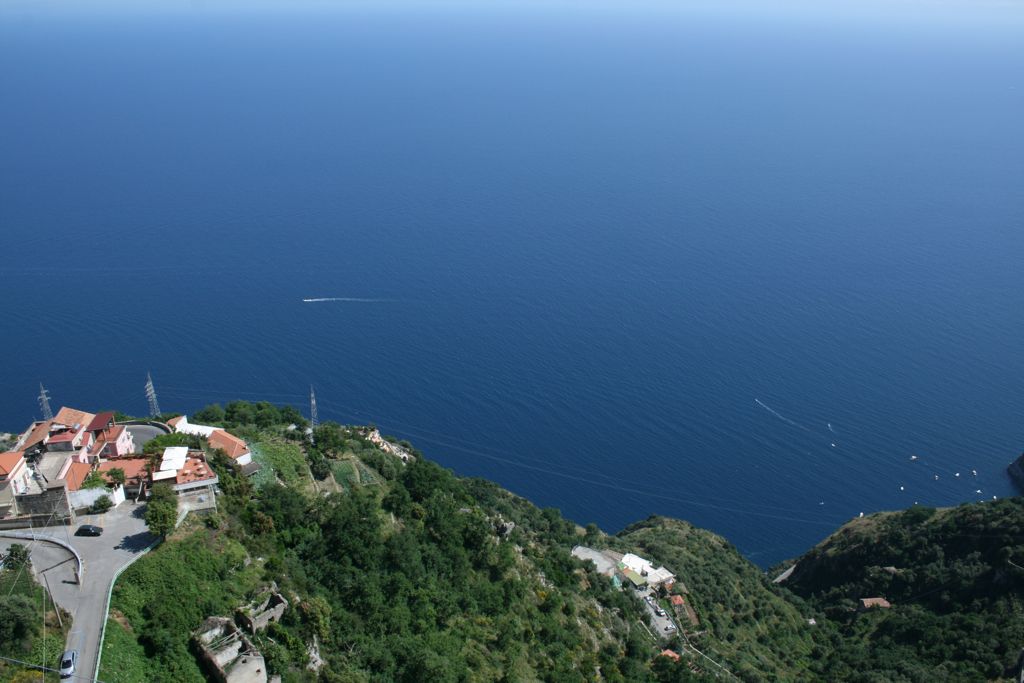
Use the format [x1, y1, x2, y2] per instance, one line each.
[2, 502, 153, 682]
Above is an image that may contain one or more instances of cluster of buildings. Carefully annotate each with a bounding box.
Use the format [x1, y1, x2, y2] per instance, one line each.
[571, 546, 678, 591]
[0, 407, 253, 525]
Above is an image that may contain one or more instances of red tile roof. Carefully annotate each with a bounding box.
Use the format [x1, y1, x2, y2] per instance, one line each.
[87, 411, 116, 432]
[0, 451, 25, 476]
[62, 462, 94, 492]
[207, 430, 249, 460]
[47, 430, 78, 444]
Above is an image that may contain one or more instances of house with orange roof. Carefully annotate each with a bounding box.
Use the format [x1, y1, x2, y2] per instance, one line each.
[170, 415, 252, 466]
[150, 448, 219, 499]
[207, 430, 253, 466]
[859, 597, 892, 611]
[42, 407, 101, 464]
[0, 451, 30, 517]
[61, 461, 94, 493]
[98, 458, 149, 497]
[659, 649, 681, 662]
[53, 407, 96, 430]
[0, 451, 28, 488]
[63, 460, 127, 511]
[14, 419, 53, 455]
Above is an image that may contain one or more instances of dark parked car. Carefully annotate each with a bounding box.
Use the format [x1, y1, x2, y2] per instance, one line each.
[75, 524, 103, 537]
[59, 650, 77, 678]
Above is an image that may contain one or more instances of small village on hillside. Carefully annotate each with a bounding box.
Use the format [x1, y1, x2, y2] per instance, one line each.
[1, 407, 245, 528]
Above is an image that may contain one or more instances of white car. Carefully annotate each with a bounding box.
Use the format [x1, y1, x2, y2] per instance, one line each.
[59, 650, 77, 679]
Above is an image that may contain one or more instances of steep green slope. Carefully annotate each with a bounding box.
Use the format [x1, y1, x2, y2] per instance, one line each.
[104, 414, 660, 683]
[782, 499, 1024, 681]
[617, 517, 820, 681]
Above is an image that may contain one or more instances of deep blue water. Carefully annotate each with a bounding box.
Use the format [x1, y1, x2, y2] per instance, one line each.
[2, 1, 1023, 565]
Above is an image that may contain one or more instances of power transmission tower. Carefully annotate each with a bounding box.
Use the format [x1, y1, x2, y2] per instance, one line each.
[38, 383, 54, 421]
[310, 385, 319, 431]
[145, 372, 161, 417]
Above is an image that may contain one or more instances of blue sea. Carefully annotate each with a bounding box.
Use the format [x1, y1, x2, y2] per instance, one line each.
[2, 0, 1023, 565]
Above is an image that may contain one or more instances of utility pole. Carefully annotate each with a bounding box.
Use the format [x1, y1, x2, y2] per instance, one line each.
[38, 383, 54, 421]
[145, 372, 161, 417]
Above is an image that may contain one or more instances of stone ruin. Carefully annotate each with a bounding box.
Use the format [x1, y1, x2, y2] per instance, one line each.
[238, 584, 289, 634]
[193, 616, 276, 683]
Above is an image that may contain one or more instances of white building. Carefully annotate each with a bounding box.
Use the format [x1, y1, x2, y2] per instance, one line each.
[621, 553, 676, 587]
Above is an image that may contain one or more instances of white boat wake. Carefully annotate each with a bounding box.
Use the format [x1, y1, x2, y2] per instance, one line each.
[302, 297, 392, 303]
[754, 398, 811, 432]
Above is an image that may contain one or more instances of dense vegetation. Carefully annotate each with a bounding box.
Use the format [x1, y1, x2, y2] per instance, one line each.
[782, 500, 1024, 682]
[0, 544, 68, 682]
[101, 400, 1024, 682]
[105, 410, 661, 682]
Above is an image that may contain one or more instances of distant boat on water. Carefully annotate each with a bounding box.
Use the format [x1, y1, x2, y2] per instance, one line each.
[302, 297, 389, 303]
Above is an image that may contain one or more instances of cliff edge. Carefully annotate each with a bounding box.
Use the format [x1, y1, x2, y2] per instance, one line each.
[1008, 452, 1024, 493]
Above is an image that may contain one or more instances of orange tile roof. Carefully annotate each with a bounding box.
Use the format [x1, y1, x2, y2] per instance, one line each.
[670, 595, 685, 606]
[860, 597, 891, 609]
[0, 451, 25, 476]
[62, 462, 94, 492]
[207, 430, 249, 460]
[176, 456, 217, 485]
[660, 649, 681, 661]
[167, 416, 184, 428]
[20, 420, 53, 450]
[97, 458, 148, 483]
[54, 407, 96, 429]
[93, 425, 126, 446]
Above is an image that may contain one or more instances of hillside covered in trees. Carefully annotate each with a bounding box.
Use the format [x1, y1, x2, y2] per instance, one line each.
[92, 400, 1023, 683]
[781, 500, 1024, 682]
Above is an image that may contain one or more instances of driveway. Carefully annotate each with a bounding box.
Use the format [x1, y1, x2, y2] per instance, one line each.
[638, 587, 678, 640]
[5, 501, 154, 681]
[124, 424, 167, 454]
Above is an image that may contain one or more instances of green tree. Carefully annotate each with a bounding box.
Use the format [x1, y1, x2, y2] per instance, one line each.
[106, 467, 127, 487]
[90, 495, 113, 513]
[143, 432, 200, 456]
[3, 543, 29, 570]
[145, 485, 178, 537]
[298, 596, 332, 641]
[193, 403, 226, 424]
[225, 401, 257, 426]
[81, 471, 107, 489]
[0, 594, 37, 643]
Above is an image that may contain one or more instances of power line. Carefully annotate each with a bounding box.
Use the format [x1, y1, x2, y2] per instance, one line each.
[310, 385, 319, 431]
[0, 653, 108, 683]
[144, 373, 161, 418]
[38, 383, 54, 421]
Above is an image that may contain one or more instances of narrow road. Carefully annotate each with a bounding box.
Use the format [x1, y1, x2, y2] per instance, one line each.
[9, 502, 154, 682]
